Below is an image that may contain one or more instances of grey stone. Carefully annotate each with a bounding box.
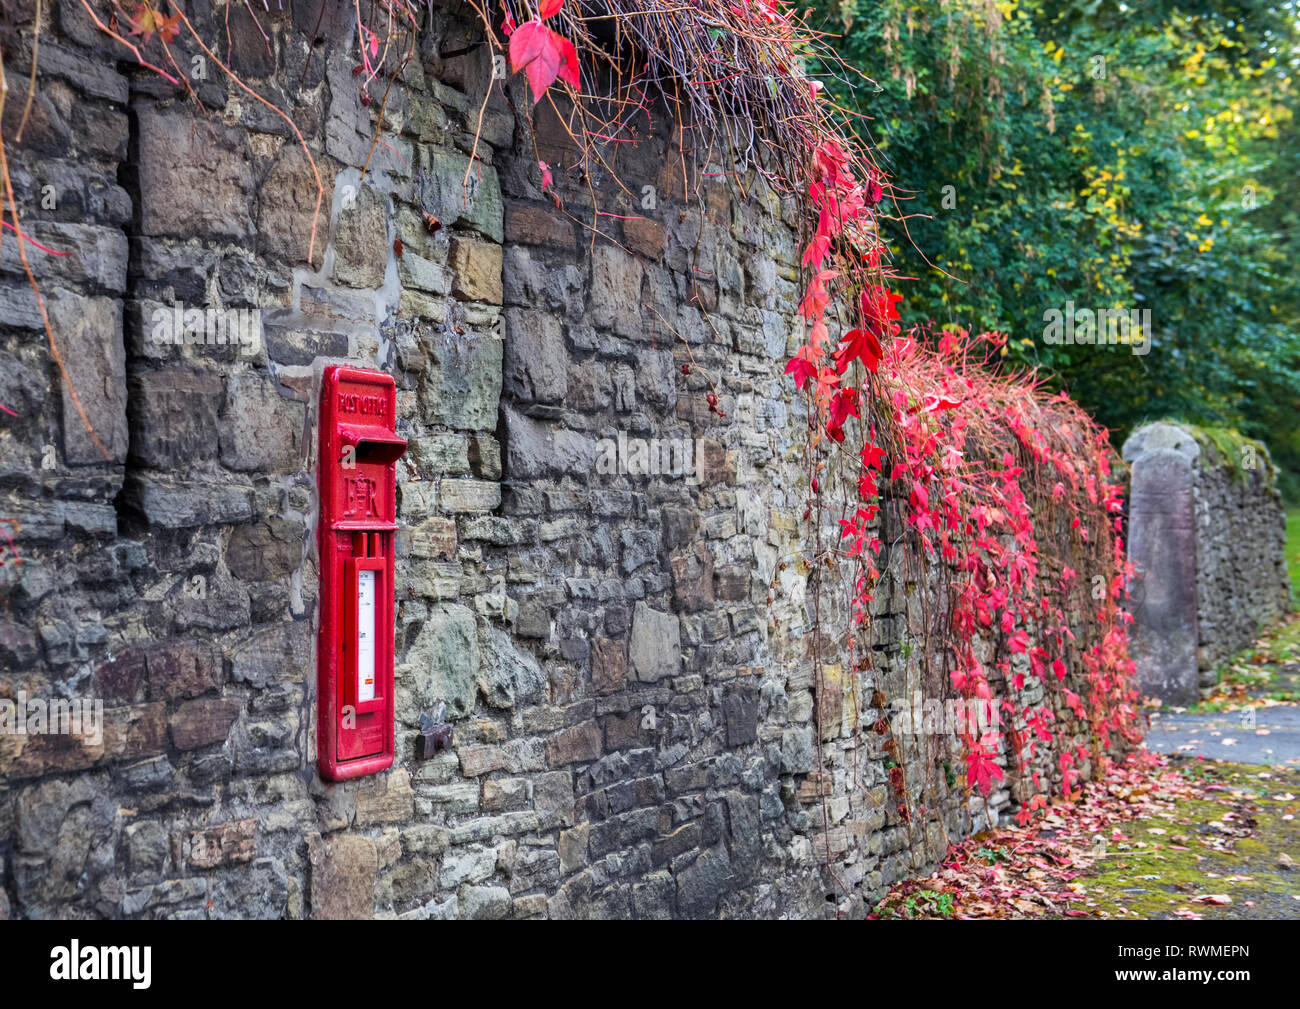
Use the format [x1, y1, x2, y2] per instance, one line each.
[128, 368, 224, 469]
[137, 105, 254, 239]
[227, 518, 305, 582]
[725, 791, 761, 879]
[231, 622, 312, 689]
[219, 371, 304, 473]
[502, 407, 597, 481]
[458, 884, 511, 920]
[0, 222, 128, 292]
[780, 727, 814, 774]
[1123, 429, 1202, 706]
[621, 528, 660, 573]
[403, 604, 480, 718]
[628, 602, 680, 682]
[503, 308, 567, 403]
[311, 835, 376, 920]
[439, 844, 496, 888]
[418, 148, 504, 243]
[675, 845, 734, 918]
[334, 185, 388, 288]
[478, 625, 547, 709]
[50, 292, 127, 465]
[422, 330, 503, 431]
[123, 475, 252, 528]
[589, 244, 644, 336]
[258, 135, 336, 269]
[124, 820, 169, 876]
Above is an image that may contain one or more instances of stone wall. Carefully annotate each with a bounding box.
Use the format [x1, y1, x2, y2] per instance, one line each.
[1123, 422, 1292, 704]
[1, 0, 1111, 920]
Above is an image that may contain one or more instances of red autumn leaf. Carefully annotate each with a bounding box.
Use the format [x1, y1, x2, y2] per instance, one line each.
[828, 387, 859, 430]
[538, 0, 565, 19]
[921, 393, 963, 412]
[158, 12, 181, 43]
[861, 284, 901, 331]
[510, 22, 578, 102]
[966, 747, 1004, 797]
[801, 234, 830, 268]
[826, 387, 859, 441]
[861, 441, 885, 470]
[539, 160, 554, 189]
[798, 268, 837, 321]
[129, 4, 181, 45]
[834, 327, 882, 374]
[510, 23, 558, 102]
[553, 33, 580, 88]
[784, 355, 818, 390]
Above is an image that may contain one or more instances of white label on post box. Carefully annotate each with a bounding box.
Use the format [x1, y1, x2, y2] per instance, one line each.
[357, 569, 376, 703]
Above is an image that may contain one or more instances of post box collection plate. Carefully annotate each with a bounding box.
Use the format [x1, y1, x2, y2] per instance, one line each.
[317, 365, 407, 780]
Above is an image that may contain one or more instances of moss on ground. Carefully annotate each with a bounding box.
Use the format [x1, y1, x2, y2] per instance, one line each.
[1071, 761, 1300, 919]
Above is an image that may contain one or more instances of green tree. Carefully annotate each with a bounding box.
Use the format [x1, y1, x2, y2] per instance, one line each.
[815, 0, 1300, 493]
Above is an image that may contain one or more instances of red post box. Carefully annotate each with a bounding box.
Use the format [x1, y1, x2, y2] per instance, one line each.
[317, 365, 407, 780]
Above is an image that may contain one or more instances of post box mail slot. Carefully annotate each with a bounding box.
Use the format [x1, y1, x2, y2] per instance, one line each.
[317, 365, 406, 780]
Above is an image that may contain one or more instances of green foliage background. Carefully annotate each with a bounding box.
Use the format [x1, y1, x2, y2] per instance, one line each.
[812, 0, 1300, 496]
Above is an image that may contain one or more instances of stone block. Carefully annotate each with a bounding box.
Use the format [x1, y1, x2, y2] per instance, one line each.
[419, 149, 503, 242]
[439, 479, 501, 513]
[675, 845, 734, 918]
[450, 236, 503, 303]
[122, 475, 252, 528]
[591, 638, 627, 694]
[422, 330, 503, 431]
[503, 307, 567, 403]
[227, 518, 305, 582]
[147, 639, 224, 701]
[219, 370, 303, 473]
[1122, 424, 1200, 706]
[502, 406, 597, 481]
[589, 244, 644, 336]
[478, 625, 547, 709]
[258, 147, 336, 268]
[505, 203, 575, 247]
[311, 835, 376, 920]
[629, 602, 680, 682]
[356, 770, 416, 825]
[623, 216, 666, 259]
[458, 884, 511, 920]
[230, 622, 312, 688]
[402, 603, 480, 718]
[334, 184, 388, 288]
[129, 368, 224, 469]
[169, 697, 242, 750]
[405, 516, 457, 560]
[50, 292, 127, 465]
[546, 721, 602, 766]
[175, 818, 256, 870]
[138, 105, 254, 239]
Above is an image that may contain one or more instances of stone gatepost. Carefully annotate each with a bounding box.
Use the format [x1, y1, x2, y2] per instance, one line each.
[1122, 423, 1201, 706]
